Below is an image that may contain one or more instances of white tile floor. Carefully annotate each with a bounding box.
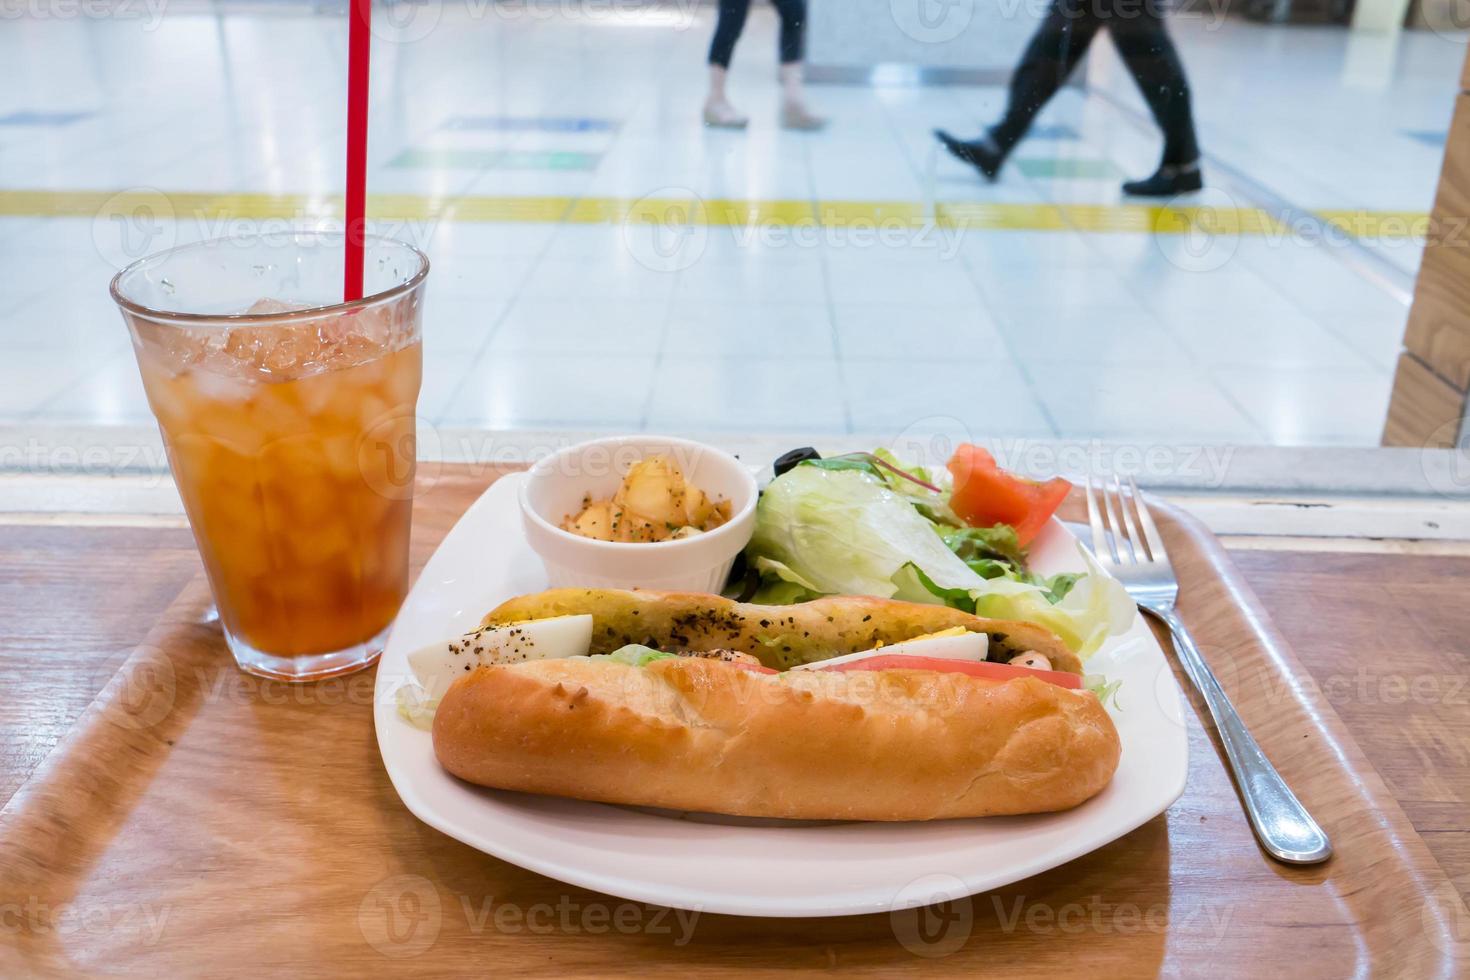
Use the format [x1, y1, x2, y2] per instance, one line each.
[0, 4, 1458, 448]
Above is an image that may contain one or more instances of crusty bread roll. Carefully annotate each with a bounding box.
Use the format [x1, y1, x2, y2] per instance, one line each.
[433, 656, 1120, 820]
[483, 588, 1083, 674]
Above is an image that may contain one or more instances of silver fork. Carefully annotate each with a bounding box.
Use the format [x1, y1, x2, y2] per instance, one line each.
[1085, 476, 1332, 865]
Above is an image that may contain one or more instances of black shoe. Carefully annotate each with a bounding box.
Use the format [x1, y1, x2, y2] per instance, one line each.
[935, 129, 1004, 181]
[1121, 161, 1203, 197]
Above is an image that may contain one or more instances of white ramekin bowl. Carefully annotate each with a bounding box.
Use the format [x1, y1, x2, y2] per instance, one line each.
[518, 435, 759, 593]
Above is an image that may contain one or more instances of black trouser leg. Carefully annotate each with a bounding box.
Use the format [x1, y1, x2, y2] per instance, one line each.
[1108, 10, 1201, 166]
[991, 0, 1103, 154]
[769, 0, 807, 64]
[709, 0, 751, 68]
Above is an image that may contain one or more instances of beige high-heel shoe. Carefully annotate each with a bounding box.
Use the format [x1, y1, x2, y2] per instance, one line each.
[703, 101, 749, 129]
[703, 66, 748, 129]
[781, 102, 826, 131]
[778, 64, 825, 131]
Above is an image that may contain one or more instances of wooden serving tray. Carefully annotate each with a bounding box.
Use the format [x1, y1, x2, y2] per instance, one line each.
[1, 468, 1465, 976]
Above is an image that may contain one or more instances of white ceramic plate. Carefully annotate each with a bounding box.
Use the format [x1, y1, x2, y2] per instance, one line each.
[374, 472, 1189, 917]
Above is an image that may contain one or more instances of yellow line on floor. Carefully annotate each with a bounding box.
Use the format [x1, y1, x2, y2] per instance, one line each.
[0, 189, 1427, 237]
[938, 202, 1071, 230]
[1315, 209, 1432, 238]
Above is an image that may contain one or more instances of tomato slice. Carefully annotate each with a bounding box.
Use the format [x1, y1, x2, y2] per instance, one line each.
[815, 654, 1081, 689]
[946, 443, 1071, 547]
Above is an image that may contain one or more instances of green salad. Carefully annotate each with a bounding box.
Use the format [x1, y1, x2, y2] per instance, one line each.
[738, 450, 1135, 657]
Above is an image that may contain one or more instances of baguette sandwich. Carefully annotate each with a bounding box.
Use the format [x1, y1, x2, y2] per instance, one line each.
[410, 589, 1120, 821]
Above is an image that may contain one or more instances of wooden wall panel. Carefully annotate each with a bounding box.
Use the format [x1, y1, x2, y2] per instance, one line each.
[1402, 94, 1470, 390]
[1384, 352, 1464, 447]
[1382, 47, 1470, 446]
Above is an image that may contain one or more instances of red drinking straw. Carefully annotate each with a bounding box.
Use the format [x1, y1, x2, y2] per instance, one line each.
[343, 0, 372, 302]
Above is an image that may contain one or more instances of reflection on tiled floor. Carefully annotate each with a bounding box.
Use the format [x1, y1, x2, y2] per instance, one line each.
[0, 6, 1456, 446]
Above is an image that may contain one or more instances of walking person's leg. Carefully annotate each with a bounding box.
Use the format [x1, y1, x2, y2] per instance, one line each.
[770, 0, 825, 130]
[936, 0, 1102, 179]
[706, 0, 752, 128]
[1108, 3, 1203, 195]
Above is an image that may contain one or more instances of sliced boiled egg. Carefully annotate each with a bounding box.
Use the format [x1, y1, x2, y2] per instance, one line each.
[790, 627, 987, 671]
[407, 614, 594, 695]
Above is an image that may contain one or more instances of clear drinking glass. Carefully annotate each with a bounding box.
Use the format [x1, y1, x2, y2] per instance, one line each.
[111, 233, 428, 682]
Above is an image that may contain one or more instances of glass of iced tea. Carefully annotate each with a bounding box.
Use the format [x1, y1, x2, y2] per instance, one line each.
[111, 233, 428, 682]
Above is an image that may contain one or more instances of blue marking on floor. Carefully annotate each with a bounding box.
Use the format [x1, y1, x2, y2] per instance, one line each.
[1028, 124, 1080, 140]
[0, 110, 94, 127]
[1401, 129, 1447, 147]
[440, 116, 619, 133]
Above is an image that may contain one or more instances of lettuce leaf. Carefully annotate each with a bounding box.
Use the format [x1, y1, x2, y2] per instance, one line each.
[1038, 572, 1082, 603]
[942, 524, 1027, 569]
[806, 450, 964, 527]
[599, 645, 677, 667]
[394, 683, 440, 730]
[750, 466, 975, 599]
[1084, 673, 1123, 708]
[747, 464, 1133, 656]
[749, 556, 827, 605]
[971, 546, 1134, 654]
[802, 455, 886, 479]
